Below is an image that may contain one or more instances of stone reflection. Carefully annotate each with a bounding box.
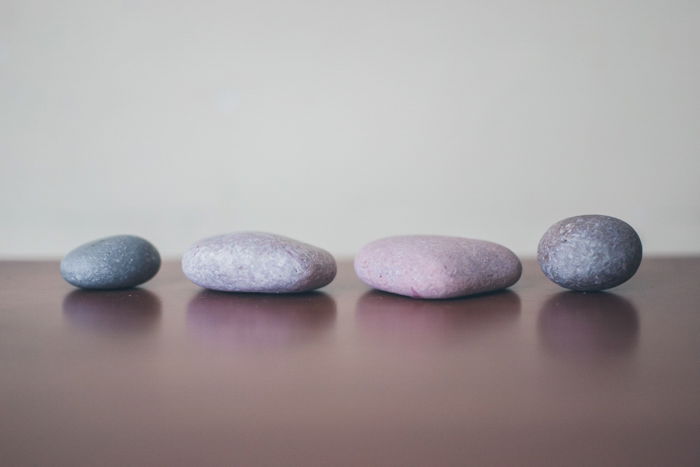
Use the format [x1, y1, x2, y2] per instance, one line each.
[356, 290, 521, 347]
[62, 288, 161, 335]
[538, 292, 639, 360]
[186, 291, 336, 349]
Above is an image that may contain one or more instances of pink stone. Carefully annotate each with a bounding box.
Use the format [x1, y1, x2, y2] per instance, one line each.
[354, 235, 522, 299]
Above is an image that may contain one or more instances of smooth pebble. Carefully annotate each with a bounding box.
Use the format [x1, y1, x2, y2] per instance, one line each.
[60, 235, 161, 289]
[354, 235, 522, 299]
[182, 232, 337, 293]
[537, 214, 642, 291]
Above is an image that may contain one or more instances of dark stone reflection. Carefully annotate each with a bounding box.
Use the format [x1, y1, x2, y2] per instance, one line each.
[63, 288, 162, 335]
[538, 292, 640, 360]
[356, 290, 521, 347]
[186, 291, 336, 349]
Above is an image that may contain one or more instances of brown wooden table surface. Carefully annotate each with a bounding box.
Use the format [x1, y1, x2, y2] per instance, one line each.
[1, 258, 699, 466]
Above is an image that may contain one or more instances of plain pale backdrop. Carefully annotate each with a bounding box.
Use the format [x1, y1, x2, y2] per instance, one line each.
[1, 0, 699, 258]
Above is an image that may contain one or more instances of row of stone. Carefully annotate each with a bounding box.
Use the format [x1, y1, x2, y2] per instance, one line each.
[60, 214, 643, 298]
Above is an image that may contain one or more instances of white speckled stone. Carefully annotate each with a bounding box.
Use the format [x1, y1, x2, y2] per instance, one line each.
[182, 232, 337, 293]
[354, 235, 522, 299]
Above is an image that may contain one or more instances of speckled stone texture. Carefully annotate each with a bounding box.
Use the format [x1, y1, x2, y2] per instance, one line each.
[354, 235, 522, 299]
[537, 215, 643, 291]
[182, 232, 337, 293]
[60, 235, 161, 289]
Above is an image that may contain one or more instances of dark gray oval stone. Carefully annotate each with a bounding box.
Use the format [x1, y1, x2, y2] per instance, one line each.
[60, 235, 161, 289]
[537, 215, 642, 291]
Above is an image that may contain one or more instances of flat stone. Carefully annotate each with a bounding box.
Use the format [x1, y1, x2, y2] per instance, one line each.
[537, 215, 643, 291]
[354, 235, 522, 299]
[182, 232, 337, 293]
[60, 235, 161, 289]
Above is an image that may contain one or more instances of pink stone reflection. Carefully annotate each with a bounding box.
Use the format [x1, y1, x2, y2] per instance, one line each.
[356, 290, 521, 347]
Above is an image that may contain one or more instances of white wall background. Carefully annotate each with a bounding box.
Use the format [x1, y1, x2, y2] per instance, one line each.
[1, 0, 699, 258]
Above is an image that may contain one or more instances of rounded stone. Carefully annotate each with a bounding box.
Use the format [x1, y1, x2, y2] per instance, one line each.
[60, 235, 161, 289]
[354, 235, 522, 299]
[537, 215, 642, 291]
[181, 232, 337, 293]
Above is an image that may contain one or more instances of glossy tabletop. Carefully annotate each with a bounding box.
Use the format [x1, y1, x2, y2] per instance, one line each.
[1, 259, 699, 466]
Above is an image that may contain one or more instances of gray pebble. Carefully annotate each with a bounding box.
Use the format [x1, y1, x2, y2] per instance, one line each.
[182, 232, 337, 293]
[61, 235, 161, 289]
[537, 215, 642, 291]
